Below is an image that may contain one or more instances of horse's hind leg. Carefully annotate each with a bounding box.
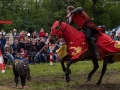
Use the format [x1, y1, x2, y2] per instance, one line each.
[96, 56, 110, 85]
[86, 59, 99, 82]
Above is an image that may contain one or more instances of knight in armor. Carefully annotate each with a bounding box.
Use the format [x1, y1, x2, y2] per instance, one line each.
[66, 5, 100, 59]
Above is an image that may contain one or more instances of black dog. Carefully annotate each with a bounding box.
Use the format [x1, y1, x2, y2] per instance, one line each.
[13, 59, 31, 89]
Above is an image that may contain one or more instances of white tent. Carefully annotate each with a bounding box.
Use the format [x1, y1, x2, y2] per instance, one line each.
[114, 25, 120, 36]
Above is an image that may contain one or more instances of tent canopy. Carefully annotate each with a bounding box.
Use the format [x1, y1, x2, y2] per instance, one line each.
[112, 25, 120, 36]
[0, 20, 12, 24]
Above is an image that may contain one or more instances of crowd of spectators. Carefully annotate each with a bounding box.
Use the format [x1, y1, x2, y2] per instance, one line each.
[109, 31, 120, 41]
[0, 28, 62, 65]
[1, 27, 119, 66]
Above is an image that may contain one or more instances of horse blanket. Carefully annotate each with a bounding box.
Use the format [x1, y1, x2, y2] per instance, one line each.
[97, 33, 120, 59]
[51, 21, 120, 60]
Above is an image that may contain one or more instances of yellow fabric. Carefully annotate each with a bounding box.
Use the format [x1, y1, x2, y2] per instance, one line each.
[56, 45, 68, 59]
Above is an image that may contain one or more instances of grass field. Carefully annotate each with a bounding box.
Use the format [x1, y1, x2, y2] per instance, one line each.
[0, 60, 120, 90]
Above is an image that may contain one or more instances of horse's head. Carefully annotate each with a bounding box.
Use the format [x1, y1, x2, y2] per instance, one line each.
[22, 64, 31, 81]
[50, 21, 64, 43]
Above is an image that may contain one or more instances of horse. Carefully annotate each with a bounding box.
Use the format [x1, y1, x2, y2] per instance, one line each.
[49, 21, 120, 85]
[13, 59, 31, 89]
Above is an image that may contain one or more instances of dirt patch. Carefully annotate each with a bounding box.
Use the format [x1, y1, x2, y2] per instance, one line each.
[0, 86, 30, 90]
[28, 71, 120, 90]
[1, 71, 120, 90]
[70, 84, 120, 90]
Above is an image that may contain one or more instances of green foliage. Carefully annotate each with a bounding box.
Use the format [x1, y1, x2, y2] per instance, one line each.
[0, 0, 120, 33]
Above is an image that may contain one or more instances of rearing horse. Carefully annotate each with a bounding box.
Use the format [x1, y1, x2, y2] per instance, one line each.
[50, 21, 120, 85]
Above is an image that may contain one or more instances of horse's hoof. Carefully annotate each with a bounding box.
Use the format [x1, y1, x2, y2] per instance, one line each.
[86, 78, 91, 82]
[66, 77, 71, 83]
[96, 82, 101, 85]
[13, 86, 18, 89]
[13, 86, 16, 88]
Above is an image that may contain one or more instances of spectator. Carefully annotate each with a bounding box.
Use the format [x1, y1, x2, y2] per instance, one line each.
[18, 30, 25, 41]
[20, 48, 27, 57]
[14, 53, 22, 60]
[12, 38, 19, 56]
[0, 28, 61, 65]
[20, 48, 29, 64]
[1, 29, 6, 38]
[30, 40, 38, 63]
[17, 37, 25, 53]
[0, 32, 6, 54]
[32, 31, 37, 39]
[24, 38, 31, 55]
[110, 31, 118, 41]
[117, 32, 120, 41]
[12, 29, 19, 38]
[44, 32, 49, 42]
[3, 41, 14, 65]
[39, 28, 46, 38]
[14, 53, 29, 64]
[35, 38, 46, 63]
[24, 31, 29, 40]
[43, 44, 50, 62]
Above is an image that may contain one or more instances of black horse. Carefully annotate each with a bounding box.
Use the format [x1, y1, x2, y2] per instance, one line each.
[50, 21, 120, 85]
[13, 59, 31, 89]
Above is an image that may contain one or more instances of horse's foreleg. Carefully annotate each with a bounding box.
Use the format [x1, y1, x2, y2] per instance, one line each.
[60, 59, 66, 72]
[65, 60, 73, 82]
[86, 59, 99, 82]
[96, 56, 109, 85]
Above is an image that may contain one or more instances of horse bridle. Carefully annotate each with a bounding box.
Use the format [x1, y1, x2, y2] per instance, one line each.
[50, 22, 68, 41]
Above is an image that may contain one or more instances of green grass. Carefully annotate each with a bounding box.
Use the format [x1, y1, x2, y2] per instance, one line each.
[0, 61, 120, 90]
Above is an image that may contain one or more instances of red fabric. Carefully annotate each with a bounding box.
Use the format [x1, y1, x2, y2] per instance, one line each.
[51, 21, 88, 59]
[97, 33, 120, 59]
[73, 11, 90, 27]
[72, 11, 103, 34]
[51, 21, 120, 60]
[39, 32, 46, 38]
[19, 35, 25, 40]
[50, 25, 63, 38]
[96, 27, 104, 33]
[20, 48, 27, 57]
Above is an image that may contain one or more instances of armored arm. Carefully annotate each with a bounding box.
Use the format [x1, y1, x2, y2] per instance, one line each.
[66, 7, 83, 25]
[71, 7, 83, 15]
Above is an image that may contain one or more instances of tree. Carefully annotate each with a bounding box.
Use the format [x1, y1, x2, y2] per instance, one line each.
[0, 0, 120, 32]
